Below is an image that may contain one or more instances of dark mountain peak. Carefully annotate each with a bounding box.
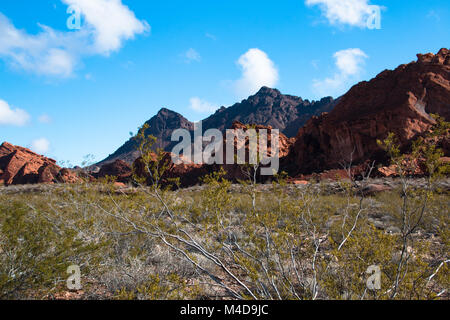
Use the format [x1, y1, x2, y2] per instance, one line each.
[318, 96, 334, 104]
[99, 88, 337, 164]
[156, 107, 173, 115]
[248, 86, 302, 103]
[214, 106, 227, 114]
[146, 108, 192, 130]
[154, 108, 186, 120]
[255, 86, 281, 97]
[202, 87, 335, 137]
[233, 87, 308, 118]
[99, 108, 194, 165]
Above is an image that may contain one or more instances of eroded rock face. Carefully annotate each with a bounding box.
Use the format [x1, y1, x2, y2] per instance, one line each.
[0, 142, 79, 185]
[57, 168, 80, 184]
[290, 48, 450, 175]
[132, 121, 295, 187]
[219, 121, 294, 182]
[133, 152, 208, 188]
[227, 121, 294, 158]
[96, 160, 132, 183]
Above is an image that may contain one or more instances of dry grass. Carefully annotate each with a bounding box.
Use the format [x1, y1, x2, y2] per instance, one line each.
[0, 178, 448, 300]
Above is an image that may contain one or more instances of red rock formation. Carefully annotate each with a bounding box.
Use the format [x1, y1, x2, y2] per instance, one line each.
[288, 179, 309, 185]
[218, 121, 295, 181]
[375, 156, 450, 178]
[132, 121, 295, 187]
[290, 48, 450, 175]
[290, 162, 371, 182]
[96, 159, 132, 183]
[228, 121, 294, 158]
[0, 142, 79, 185]
[133, 151, 208, 188]
[57, 168, 80, 184]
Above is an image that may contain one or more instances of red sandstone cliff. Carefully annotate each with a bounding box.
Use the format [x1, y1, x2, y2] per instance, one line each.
[0, 142, 79, 186]
[290, 48, 450, 174]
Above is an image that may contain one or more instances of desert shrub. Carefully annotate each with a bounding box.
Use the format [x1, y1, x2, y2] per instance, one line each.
[0, 118, 447, 300]
[0, 172, 447, 300]
[0, 200, 102, 299]
[85, 117, 448, 300]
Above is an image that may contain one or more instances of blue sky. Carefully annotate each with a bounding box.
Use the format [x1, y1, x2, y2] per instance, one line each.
[0, 0, 449, 165]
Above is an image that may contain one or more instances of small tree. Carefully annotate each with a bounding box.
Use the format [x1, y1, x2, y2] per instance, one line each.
[377, 115, 449, 298]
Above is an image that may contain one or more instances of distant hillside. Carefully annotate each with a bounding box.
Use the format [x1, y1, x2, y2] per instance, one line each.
[99, 87, 336, 164]
[100, 108, 194, 165]
[202, 87, 337, 137]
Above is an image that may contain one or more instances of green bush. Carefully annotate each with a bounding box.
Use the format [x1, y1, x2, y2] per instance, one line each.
[0, 200, 102, 299]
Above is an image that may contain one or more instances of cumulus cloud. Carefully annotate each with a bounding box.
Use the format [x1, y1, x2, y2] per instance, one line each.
[189, 97, 218, 113]
[184, 48, 201, 63]
[234, 48, 279, 99]
[31, 138, 50, 154]
[0, 99, 31, 126]
[333, 48, 368, 75]
[0, 0, 149, 77]
[313, 48, 368, 97]
[62, 0, 149, 54]
[305, 0, 381, 28]
[0, 15, 79, 77]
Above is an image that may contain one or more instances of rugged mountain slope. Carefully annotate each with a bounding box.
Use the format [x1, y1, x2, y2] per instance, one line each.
[100, 87, 336, 165]
[202, 87, 336, 137]
[0, 142, 78, 185]
[101, 108, 194, 165]
[289, 48, 450, 175]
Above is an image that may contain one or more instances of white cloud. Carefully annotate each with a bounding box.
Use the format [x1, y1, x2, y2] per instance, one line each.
[234, 48, 279, 99]
[62, 0, 150, 55]
[189, 97, 218, 113]
[0, 15, 79, 77]
[0, 0, 149, 77]
[305, 0, 381, 28]
[334, 48, 368, 75]
[313, 48, 368, 97]
[0, 99, 30, 126]
[185, 48, 201, 63]
[31, 138, 50, 154]
[38, 48, 76, 77]
[38, 114, 52, 124]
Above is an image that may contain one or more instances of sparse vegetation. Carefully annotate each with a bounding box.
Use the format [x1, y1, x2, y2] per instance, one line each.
[0, 119, 448, 300]
[0, 177, 448, 300]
